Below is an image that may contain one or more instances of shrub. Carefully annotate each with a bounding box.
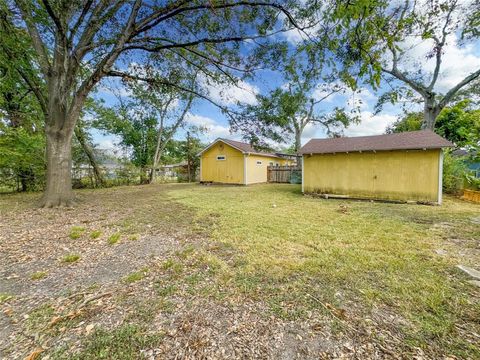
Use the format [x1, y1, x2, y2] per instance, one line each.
[442, 151, 467, 194]
[465, 174, 480, 191]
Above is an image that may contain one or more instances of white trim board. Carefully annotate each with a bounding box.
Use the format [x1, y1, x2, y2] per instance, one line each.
[301, 156, 304, 193]
[243, 154, 248, 185]
[438, 149, 444, 205]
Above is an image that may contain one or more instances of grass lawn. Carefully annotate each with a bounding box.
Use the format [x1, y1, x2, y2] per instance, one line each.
[169, 184, 480, 357]
[1, 183, 479, 359]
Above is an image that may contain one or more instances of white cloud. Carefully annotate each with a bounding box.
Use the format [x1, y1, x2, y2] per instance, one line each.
[283, 28, 305, 44]
[199, 76, 259, 106]
[344, 112, 397, 137]
[92, 133, 129, 157]
[185, 113, 234, 141]
[389, 32, 480, 94]
[311, 86, 340, 103]
[345, 88, 376, 111]
[96, 137, 117, 151]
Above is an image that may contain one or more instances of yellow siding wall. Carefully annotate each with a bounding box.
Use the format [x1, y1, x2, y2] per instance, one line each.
[200, 142, 244, 184]
[246, 155, 292, 184]
[303, 149, 441, 202]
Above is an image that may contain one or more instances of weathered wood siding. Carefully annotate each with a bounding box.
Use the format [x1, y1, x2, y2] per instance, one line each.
[303, 149, 441, 202]
[268, 166, 301, 183]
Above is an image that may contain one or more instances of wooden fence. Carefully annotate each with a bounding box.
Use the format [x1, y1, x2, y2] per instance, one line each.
[462, 189, 480, 203]
[267, 166, 301, 183]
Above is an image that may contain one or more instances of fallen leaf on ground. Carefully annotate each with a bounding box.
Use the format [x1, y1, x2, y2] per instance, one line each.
[24, 347, 43, 360]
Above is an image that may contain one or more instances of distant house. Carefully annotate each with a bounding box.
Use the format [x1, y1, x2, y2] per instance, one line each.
[299, 130, 453, 204]
[198, 138, 294, 185]
[155, 162, 188, 178]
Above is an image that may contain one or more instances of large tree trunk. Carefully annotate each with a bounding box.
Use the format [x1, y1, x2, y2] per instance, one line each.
[422, 96, 441, 130]
[149, 121, 164, 184]
[294, 126, 303, 168]
[40, 126, 74, 207]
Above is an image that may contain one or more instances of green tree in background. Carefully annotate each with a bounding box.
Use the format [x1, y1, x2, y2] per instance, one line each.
[387, 101, 480, 148]
[1, 1, 300, 206]
[323, 0, 480, 129]
[233, 48, 356, 153]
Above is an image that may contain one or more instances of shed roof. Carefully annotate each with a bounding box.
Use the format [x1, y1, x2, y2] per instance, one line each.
[199, 138, 289, 158]
[299, 130, 453, 155]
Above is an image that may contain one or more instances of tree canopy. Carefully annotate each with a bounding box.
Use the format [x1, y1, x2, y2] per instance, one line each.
[387, 100, 480, 148]
[0, 0, 301, 206]
[323, 0, 480, 129]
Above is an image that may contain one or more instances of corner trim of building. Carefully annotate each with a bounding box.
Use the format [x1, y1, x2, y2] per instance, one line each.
[199, 157, 202, 182]
[301, 156, 304, 193]
[438, 149, 444, 205]
[244, 154, 248, 185]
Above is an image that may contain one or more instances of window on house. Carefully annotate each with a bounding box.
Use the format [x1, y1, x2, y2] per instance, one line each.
[256, 161, 262, 165]
[269, 162, 274, 166]
[217, 155, 226, 160]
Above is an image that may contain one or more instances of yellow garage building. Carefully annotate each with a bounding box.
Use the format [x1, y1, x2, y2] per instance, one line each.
[300, 130, 453, 204]
[199, 138, 294, 185]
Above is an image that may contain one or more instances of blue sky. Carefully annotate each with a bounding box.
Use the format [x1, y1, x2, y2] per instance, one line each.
[92, 27, 480, 155]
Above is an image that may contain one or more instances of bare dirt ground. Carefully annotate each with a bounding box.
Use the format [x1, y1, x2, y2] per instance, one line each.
[0, 184, 479, 359]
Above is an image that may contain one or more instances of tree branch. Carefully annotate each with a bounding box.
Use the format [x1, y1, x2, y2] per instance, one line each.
[134, 1, 299, 36]
[439, 67, 480, 107]
[16, 68, 48, 118]
[68, 0, 142, 127]
[427, 0, 457, 91]
[69, 0, 94, 43]
[124, 29, 287, 52]
[40, 0, 66, 40]
[105, 70, 239, 122]
[72, 2, 123, 63]
[382, 65, 428, 98]
[16, 1, 51, 75]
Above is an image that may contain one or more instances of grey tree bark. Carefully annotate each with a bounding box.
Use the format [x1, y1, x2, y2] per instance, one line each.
[43, 125, 74, 207]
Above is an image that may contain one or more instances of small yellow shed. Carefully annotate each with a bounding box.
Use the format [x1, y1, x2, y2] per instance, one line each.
[299, 130, 453, 204]
[199, 138, 294, 185]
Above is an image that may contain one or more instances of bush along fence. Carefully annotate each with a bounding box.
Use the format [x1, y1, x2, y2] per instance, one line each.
[267, 166, 302, 184]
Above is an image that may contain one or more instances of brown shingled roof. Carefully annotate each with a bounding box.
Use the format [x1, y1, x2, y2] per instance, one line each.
[219, 138, 287, 158]
[199, 138, 287, 158]
[220, 138, 257, 153]
[299, 130, 453, 155]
